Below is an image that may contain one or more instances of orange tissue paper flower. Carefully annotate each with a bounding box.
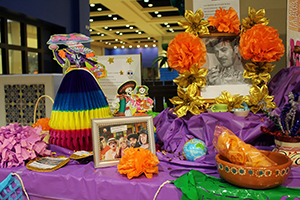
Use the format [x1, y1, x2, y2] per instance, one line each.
[117, 147, 159, 179]
[239, 24, 285, 62]
[167, 32, 207, 73]
[32, 117, 51, 131]
[208, 7, 240, 34]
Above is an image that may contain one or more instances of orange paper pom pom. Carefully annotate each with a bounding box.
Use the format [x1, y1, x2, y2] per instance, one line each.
[167, 32, 207, 73]
[32, 117, 51, 131]
[239, 24, 285, 62]
[208, 7, 240, 34]
[117, 147, 159, 179]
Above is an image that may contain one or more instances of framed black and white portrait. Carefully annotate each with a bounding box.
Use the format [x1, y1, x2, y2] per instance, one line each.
[201, 34, 251, 99]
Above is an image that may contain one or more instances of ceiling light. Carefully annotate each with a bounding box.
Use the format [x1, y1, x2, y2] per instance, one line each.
[153, 40, 156, 42]
[157, 14, 162, 18]
[105, 42, 108, 44]
[120, 33, 123, 35]
[109, 29, 112, 31]
[120, 41, 123, 43]
[90, 4, 95, 7]
[129, 45, 132, 48]
[108, 14, 112, 17]
[97, 8, 102, 11]
[114, 46, 117, 49]
[148, 4, 153, 7]
[169, 28, 173, 31]
[89, 29, 92, 32]
[97, 32, 100, 35]
[126, 25, 130, 27]
[153, 44, 156, 47]
[99, 40, 102, 42]
[154, 11, 159, 14]
[138, 41, 140, 43]
[89, 19, 93, 22]
[101, 34, 105, 36]
[145, 44, 148, 47]
[135, 30, 139, 33]
[167, 25, 170, 28]
[104, 27, 108, 29]
[164, 22, 168, 25]
[144, 0, 149, 2]
[138, 32, 142, 34]
[137, 45, 140, 48]
[108, 43, 111, 45]
[121, 46, 125, 48]
[130, 27, 133, 29]
[113, 17, 117, 20]
[148, 37, 151, 40]
[116, 31, 120, 34]
[115, 39, 119, 41]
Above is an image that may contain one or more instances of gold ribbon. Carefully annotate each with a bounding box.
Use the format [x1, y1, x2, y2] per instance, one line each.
[178, 9, 210, 36]
[244, 85, 277, 113]
[173, 64, 208, 88]
[215, 91, 244, 111]
[170, 83, 205, 117]
[241, 7, 270, 35]
[243, 62, 275, 85]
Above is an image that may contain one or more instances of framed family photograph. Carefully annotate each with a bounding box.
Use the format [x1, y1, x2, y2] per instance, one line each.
[91, 115, 156, 168]
[200, 33, 251, 99]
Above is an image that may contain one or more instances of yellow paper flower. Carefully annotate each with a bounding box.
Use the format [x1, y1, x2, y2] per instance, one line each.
[173, 63, 208, 88]
[243, 62, 275, 85]
[215, 91, 244, 111]
[178, 9, 210, 36]
[241, 7, 270, 35]
[244, 85, 277, 114]
[170, 84, 205, 117]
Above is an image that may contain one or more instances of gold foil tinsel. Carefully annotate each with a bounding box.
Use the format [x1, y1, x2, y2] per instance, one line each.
[240, 7, 270, 35]
[178, 9, 210, 36]
[173, 64, 208, 88]
[243, 62, 275, 86]
[169, 83, 205, 118]
[244, 84, 277, 114]
[215, 91, 244, 111]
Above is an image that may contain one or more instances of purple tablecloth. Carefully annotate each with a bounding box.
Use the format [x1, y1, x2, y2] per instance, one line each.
[1, 67, 300, 199]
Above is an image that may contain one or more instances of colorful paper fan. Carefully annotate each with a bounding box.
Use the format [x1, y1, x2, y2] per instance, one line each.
[49, 68, 112, 151]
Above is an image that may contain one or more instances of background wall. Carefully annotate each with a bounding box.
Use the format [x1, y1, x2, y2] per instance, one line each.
[0, 0, 90, 35]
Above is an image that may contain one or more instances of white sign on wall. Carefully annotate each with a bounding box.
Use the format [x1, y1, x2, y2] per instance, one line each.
[96, 54, 142, 113]
[191, 0, 240, 19]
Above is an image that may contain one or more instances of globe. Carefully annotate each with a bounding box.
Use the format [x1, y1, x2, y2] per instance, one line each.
[183, 138, 207, 161]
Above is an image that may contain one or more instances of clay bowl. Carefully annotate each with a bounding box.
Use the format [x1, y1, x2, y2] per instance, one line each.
[215, 150, 292, 189]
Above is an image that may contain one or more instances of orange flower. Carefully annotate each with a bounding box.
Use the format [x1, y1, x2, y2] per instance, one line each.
[117, 147, 159, 179]
[32, 117, 51, 131]
[208, 7, 240, 34]
[239, 24, 285, 62]
[167, 32, 207, 73]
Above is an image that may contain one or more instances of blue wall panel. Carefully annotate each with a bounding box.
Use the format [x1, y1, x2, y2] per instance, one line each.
[0, 0, 90, 35]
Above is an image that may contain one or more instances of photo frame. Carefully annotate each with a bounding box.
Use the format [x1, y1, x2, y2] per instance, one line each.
[91, 115, 156, 168]
[200, 33, 251, 99]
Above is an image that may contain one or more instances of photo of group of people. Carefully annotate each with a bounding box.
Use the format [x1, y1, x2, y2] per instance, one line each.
[99, 122, 150, 161]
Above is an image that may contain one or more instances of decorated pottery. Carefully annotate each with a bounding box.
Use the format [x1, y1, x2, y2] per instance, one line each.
[215, 150, 292, 189]
[233, 110, 250, 117]
[273, 135, 300, 167]
[210, 104, 228, 113]
[183, 138, 207, 161]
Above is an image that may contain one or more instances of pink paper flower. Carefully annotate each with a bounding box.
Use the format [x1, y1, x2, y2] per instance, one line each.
[0, 123, 51, 168]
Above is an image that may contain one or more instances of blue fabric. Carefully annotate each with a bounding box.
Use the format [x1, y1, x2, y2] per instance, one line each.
[0, 173, 23, 200]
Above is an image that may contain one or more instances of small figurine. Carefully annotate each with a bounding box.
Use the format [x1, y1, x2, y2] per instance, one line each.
[112, 80, 137, 116]
[133, 85, 153, 113]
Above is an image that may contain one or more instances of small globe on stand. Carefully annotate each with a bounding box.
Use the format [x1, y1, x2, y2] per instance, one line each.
[183, 138, 207, 161]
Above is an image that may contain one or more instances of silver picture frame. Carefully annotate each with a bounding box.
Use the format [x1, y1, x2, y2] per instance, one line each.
[91, 115, 156, 168]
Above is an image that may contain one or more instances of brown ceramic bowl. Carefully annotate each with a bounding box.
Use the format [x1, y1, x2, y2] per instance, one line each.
[215, 150, 292, 189]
